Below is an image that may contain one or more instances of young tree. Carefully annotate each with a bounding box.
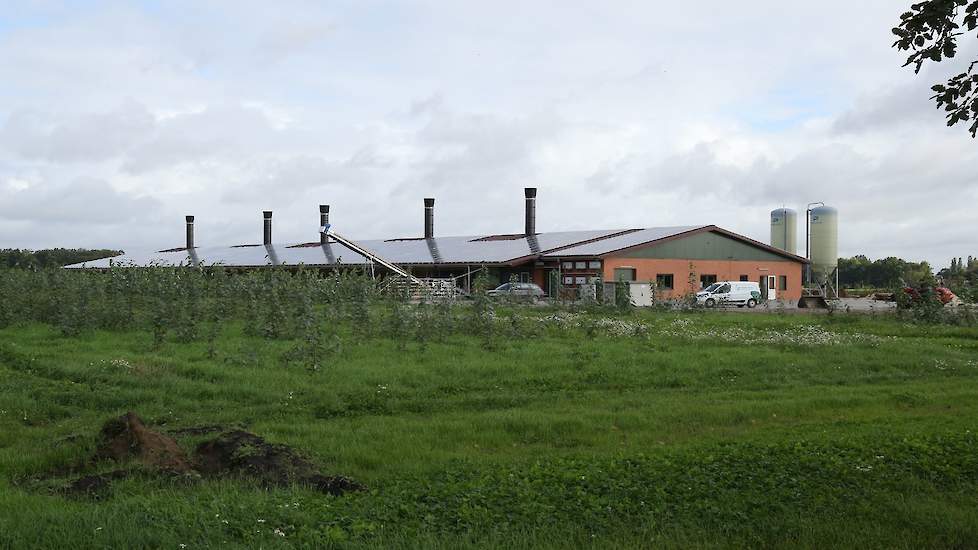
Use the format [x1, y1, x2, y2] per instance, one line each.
[893, 1, 978, 136]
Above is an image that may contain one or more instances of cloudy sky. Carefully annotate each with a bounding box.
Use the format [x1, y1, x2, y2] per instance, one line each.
[1, 1, 975, 267]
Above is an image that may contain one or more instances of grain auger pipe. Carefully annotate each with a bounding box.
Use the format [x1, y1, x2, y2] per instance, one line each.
[322, 225, 429, 289]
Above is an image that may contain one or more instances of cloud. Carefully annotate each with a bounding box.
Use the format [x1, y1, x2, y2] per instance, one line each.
[0, 176, 159, 224]
[831, 82, 937, 134]
[122, 104, 283, 173]
[0, 102, 155, 162]
[255, 20, 336, 63]
[221, 154, 379, 204]
[0, 1, 975, 267]
[402, 103, 565, 195]
[0, 101, 287, 174]
[614, 137, 978, 261]
[833, 44, 978, 135]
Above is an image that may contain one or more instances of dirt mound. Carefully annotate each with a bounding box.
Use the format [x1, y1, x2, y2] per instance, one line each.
[195, 430, 365, 495]
[95, 412, 192, 473]
[42, 413, 364, 498]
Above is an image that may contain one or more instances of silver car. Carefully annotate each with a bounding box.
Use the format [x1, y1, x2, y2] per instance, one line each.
[487, 282, 546, 299]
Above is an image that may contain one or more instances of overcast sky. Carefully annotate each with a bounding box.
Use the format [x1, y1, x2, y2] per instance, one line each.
[1, 1, 976, 267]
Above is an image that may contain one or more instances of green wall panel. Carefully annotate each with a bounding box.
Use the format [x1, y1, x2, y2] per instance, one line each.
[618, 231, 793, 262]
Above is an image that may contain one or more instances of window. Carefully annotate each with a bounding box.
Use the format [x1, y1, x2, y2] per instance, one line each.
[700, 274, 717, 288]
[520, 272, 530, 283]
[778, 275, 788, 290]
[717, 283, 731, 293]
[739, 275, 749, 282]
[588, 260, 601, 269]
[574, 261, 587, 269]
[613, 268, 636, 282]
[563, 276, 574, 285]
[656, 274, 674, 290]
[561, 261, 574, 270]
[769, 276, 776, 290]
[575, 276, 587, 285]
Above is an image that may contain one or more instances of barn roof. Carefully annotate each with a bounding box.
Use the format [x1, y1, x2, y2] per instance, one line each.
[64, 224, 807, 269]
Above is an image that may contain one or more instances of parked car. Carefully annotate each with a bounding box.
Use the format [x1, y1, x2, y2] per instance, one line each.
[487, 282, 546, 299]
[695, 281, 760, 308]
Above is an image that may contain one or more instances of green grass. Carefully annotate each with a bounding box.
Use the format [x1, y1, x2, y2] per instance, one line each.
[2, 308, 978, 548]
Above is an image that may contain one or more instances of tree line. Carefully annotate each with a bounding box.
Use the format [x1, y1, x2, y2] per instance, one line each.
[0, 248, 122, 269]
[839, 254, 977, 301]
[838, 255, 934, 289]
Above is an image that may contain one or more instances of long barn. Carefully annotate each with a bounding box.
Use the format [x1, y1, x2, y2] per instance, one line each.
[67, 189, 808, 302]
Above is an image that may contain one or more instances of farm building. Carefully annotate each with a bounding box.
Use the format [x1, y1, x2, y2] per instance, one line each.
[66, 189, 808, 301]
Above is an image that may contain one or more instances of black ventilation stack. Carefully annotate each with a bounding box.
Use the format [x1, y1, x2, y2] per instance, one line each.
[424, 198, 435, 239]
[263, 211, 273, 245]
[524, 187, 537, 236]
[185, 215, 194, 249]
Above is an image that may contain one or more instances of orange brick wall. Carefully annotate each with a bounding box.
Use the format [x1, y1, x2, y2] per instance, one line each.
[602, 258, 804, 301]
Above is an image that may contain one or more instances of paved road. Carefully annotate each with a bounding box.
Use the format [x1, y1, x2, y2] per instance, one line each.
[705, 297, 898, 314]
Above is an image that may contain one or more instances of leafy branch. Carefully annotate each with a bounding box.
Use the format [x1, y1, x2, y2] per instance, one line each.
[893, 0, 978, 136]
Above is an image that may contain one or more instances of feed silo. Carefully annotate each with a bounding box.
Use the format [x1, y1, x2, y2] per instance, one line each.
[770, 208, 797, 255]
[808, 205, 838, 285]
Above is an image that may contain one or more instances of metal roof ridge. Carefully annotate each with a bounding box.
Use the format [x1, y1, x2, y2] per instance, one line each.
[536, 226, 709, 257]
[535, 228, 646, 256]
[499, 228, 646, 266]
[587, 225, 717, 258]
[537, 225, 712, 259]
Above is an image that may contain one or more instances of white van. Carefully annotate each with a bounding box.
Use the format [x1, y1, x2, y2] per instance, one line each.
[696, 281, 761, 308]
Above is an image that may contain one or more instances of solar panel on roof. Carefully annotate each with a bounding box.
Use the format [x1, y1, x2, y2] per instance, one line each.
[541, 226, 707, 257]
[63, 228, 705, 268]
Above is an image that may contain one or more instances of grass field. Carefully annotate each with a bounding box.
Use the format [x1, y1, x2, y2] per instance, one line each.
[2, 306, 978, 548]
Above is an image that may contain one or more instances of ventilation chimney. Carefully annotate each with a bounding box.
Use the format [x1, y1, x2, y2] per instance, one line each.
[319, 204, 330, 244]
[263, 211, 273, 245]
[524, 187, 537, 236]
[424, 198, 435, 239]
[185, 215, 195, 249]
